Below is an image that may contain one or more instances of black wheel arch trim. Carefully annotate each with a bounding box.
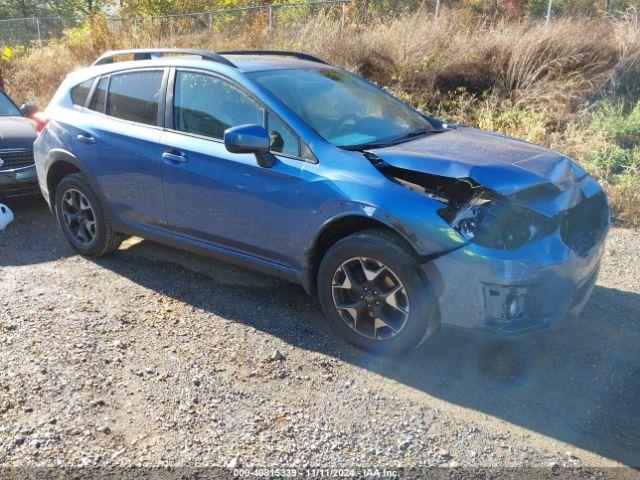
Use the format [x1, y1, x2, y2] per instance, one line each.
[45, 149, 113, 222]
[302, 208, 441, 294]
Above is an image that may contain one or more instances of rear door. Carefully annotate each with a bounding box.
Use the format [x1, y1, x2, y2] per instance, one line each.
[70, 69, 169, 229]
[159, 68, 311, 269]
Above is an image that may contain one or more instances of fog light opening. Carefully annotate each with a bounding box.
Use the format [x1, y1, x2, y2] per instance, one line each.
[505, 294, 522, 320]
[483, 284, 529, 325]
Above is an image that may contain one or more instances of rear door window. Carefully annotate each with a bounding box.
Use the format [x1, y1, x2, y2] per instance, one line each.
[173, 70, 264, 139]
[106, 70, 164, 126]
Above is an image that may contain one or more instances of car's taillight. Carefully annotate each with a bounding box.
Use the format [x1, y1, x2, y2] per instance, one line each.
[33, 112, 50, 135]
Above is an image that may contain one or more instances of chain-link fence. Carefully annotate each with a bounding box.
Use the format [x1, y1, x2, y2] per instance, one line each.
[0, 0, 351, 48]
[106, 0, 350, 40]
[0, 16, 83, 47]
[2, 0, 627, 49]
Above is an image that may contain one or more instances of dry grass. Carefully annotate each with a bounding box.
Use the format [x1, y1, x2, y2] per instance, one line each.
[4, 9, 640, 224]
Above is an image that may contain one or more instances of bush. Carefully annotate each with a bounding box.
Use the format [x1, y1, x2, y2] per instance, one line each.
[587, 144, 638, 177]
[590, 101, 640, 145]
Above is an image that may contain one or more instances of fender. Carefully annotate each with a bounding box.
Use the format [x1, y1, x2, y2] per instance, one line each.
[301, 199, 459, 294]
[45, 149, 115, 223]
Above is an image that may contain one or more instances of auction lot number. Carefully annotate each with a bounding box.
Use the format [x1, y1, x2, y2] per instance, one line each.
[233, 468, 398, 478]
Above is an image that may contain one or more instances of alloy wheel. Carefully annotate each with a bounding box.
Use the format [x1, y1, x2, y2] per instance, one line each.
[61, 189, 97, 245]
[331, 257, 410, 340]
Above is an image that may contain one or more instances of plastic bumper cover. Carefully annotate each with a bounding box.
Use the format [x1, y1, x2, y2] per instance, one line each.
[0, 165, 40, 199]
[429, 229, 606, 336]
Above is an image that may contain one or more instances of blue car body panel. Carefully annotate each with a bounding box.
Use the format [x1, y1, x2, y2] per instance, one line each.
[159, 128, 312, 269]
[34, 53, 610, 335]
[70, 110, 167, 228]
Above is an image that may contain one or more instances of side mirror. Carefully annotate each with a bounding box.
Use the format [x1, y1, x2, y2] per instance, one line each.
[224, 124, 275, 168]
[20, 103, 38, 119]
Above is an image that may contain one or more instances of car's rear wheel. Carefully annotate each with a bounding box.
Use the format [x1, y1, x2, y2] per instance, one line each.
[317, 229, 438, 355]
[54, 173, 123, 257]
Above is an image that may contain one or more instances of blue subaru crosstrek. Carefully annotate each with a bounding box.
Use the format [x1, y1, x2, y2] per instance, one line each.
[34, 49, 610, 354]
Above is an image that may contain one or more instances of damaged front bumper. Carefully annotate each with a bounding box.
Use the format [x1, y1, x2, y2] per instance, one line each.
[429, 200, 608, 336]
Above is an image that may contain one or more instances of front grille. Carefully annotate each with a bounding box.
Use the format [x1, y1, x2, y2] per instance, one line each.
[560, 193, 608, 256]
[0, 149, 35, 171]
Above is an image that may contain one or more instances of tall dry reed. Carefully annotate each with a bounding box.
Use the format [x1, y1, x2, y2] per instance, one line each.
[4, 10, 640, 223]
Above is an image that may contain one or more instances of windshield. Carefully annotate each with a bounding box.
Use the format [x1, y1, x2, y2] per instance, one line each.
[249, 68, 436, 149]
[0, 91, 21, 117]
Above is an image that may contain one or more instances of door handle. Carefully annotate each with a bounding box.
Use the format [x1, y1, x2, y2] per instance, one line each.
[77, 134, 96, 144]
[162, 151, 188, 165]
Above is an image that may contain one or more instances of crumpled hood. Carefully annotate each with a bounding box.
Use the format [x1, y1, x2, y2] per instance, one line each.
[369, 127, 596, 216]
[0, 116, 37, 150]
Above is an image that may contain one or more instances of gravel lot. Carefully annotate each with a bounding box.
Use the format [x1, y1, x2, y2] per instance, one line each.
[1, 199, 639, 477]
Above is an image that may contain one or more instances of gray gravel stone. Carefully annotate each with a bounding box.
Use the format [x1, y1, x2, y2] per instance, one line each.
[270, 349, 286, 361]
[0, 203, 638, 472]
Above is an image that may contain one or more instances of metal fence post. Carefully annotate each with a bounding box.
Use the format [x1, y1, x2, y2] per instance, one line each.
[268, 6, 273, 30]
[35, 18, 42, 45]
[434, 0, 441, 25]
[341, 1, 346, 29]
[545, 0, 553, 24]
[208, 12, 213, 29]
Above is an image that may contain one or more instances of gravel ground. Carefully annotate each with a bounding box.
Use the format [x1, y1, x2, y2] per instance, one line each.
[1, 199, 639, 477]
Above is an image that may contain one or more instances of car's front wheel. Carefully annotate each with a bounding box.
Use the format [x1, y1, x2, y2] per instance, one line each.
[54, 173, 123, 257]
[317, 229, 438, 355]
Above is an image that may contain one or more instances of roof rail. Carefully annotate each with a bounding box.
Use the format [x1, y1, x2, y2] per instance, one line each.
[219, 50, 328, 65]
[92, 49, 237, 67]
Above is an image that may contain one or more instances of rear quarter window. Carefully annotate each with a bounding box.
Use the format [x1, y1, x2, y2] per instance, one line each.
[89, 77, 108, 113]
[106, 70, 164, 126]
[70, 79, 94, 107]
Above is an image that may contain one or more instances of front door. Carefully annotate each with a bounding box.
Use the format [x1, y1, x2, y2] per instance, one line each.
[160, 69, 311, 270]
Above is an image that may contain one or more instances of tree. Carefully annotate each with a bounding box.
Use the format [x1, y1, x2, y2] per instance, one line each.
[51, 0, 118, 17]
[0, 0, 117, 19]
[0, 0, 57, 19]
[118, 0, 304, 16]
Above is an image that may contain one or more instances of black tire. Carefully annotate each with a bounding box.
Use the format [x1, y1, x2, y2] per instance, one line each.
[317, 229, 439, 356]
[54, 173, 124, 257]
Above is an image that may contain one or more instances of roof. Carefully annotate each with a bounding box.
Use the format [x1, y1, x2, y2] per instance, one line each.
[223, 54, 329, 72]
[62, 49, 335, 91]
[89, 49, 331, 73]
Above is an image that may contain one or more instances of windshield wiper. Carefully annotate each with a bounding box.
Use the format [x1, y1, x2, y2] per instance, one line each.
[389, 127, 446, 144]
[340, 128, 445, 151]
[341, 141, 397, 151]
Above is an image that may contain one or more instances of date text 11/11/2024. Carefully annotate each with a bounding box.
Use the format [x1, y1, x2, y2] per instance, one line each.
[232, 467, 399, 478]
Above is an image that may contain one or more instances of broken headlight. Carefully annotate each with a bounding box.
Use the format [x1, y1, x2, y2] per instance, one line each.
[447, 194, 554, 249]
